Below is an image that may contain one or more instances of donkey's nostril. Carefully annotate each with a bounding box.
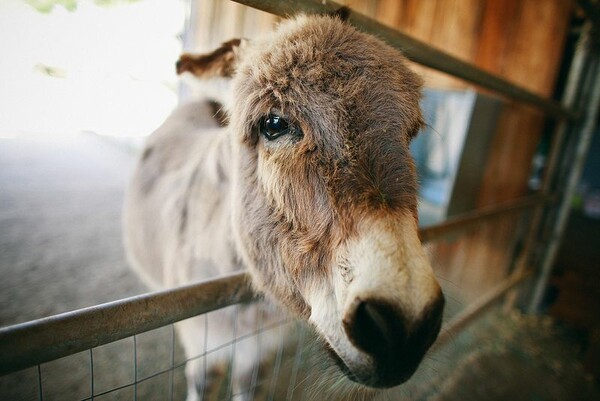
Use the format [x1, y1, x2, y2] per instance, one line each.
[344, 299, 406, 356]
[414, 292, 445, 353]
[343, 294, 445, 387]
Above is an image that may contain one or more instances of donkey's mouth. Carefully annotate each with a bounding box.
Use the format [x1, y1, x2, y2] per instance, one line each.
[323, 341, 417, 389]
[323, 342, 358, 381]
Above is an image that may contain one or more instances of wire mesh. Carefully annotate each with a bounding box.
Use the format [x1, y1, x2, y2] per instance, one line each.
[0, 300, 318, 401]
[0, 227, 533, 401]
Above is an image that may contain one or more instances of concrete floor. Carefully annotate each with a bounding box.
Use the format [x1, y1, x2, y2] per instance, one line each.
[0, 135, 187, 400]
[0, 134, 598, 400]
[0, 135, 143, 324]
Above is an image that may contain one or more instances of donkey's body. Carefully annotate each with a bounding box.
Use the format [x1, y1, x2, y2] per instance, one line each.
[124, 100, 236, 289]
[124, 100, 279, 400]
[124, 11, 444, 401]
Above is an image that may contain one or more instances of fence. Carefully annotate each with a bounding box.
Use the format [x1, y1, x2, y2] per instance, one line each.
[2, 0, 600, 400]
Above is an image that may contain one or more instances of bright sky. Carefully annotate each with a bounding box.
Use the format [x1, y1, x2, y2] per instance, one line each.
[0, 0, 185, 138]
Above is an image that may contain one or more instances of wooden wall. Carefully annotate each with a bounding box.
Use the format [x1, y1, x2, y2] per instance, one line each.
[190, 1, 279, 52]
[191, 0, 575, 303]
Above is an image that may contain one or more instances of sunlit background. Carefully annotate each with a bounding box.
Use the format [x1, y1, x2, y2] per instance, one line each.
[0, 0, 186, 142]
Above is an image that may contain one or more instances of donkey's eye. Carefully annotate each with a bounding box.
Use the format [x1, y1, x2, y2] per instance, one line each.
[259, 114, 292, 140]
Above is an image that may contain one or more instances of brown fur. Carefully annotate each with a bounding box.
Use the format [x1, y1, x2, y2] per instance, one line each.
[230, 15, 424, 316]
[125, 11, 441, 400]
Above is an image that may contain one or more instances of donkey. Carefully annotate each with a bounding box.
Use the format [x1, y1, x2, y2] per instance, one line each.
[123, 9, 444, 401]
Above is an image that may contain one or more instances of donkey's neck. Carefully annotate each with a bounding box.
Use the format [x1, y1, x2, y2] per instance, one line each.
[180, 127, 244, 282]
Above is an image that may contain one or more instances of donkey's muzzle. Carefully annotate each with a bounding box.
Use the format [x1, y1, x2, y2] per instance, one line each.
[342, 294, 445, 388]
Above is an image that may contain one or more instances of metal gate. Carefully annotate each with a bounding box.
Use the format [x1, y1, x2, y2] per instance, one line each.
[2, 0, 599, 399]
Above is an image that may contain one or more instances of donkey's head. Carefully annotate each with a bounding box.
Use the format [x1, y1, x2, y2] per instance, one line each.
[187, 11, 444, 389]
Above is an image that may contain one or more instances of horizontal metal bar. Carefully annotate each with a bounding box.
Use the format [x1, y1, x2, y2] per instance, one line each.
[0, 193, 554, 376]
[0, 272, 254, 376]
[231, 0, 576, 120]
[432, 269, 533, 352]
[0, 195, 553, 376]
[0, 268, 532, 377]
[419, 194, 555, 243]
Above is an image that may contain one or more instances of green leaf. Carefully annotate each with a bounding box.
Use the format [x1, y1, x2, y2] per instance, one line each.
[25, 0, 141, 14]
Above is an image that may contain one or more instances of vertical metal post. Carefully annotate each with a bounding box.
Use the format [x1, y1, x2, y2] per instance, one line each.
[529, 52, 600, 313]
[225, 305, 240, 401]
[37, 364, 44, 401]
[168, 325, 175, 401]
[182, 0, 197, 52]
[266, 322, 285, 401]
[540, 25, 592, 193]
[504, 24, 592, 310]
[133, 335, 138, 401]
[90, 349, 95, 400]
[247, 307, 264, 401]
[286, 324, 306, 401]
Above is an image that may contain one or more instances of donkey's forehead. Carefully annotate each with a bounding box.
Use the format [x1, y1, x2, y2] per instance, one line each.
[243, 15, 409, 101]
[237, 15, 423, 135]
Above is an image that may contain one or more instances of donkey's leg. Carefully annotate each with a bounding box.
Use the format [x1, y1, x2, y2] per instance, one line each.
[228, 305, 289, 401]
[232, 348, 277, 401]
[229, 340, 262, 401]
[184, 359, 226, 401]
[176, 316, 231, 401]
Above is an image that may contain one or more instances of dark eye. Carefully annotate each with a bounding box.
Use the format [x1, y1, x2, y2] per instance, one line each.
[259, 114, 293, 140]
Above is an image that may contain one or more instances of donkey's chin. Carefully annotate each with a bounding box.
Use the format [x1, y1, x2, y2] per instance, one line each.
[323, 342, 420, 389]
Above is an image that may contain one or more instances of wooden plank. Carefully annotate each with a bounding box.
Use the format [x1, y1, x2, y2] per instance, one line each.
[193, 0, 218, 51]
[427, 0, 484, 88]
[478, 106, 546, 206]
[242, 6, 279, 38]
[349, 0, 378, 18]
[504, 0, 574, 96]
[475, 0, 520, 75]
[476, 0, 574, 207]
[430, 0, 483, 62]
[460, 0, 575, 303]
[217, 1, 246, 43]
[374, 0, 403, 29]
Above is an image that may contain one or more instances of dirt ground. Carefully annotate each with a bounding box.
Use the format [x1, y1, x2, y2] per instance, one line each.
[405, 308, 600, 401]
[0, 135, 187, 400]
[1, 135, 598, 400]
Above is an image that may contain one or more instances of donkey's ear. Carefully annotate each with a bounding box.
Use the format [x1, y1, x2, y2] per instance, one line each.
[176, 38, 248, 79]
[407, 117, 425, 140]
[327, 6, 351, 22]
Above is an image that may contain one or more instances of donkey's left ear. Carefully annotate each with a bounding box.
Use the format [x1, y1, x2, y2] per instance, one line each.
[176, 38, 249, 79]
[327, 6, 351, 22]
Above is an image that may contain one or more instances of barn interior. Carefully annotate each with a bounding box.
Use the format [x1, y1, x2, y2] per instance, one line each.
[0, 0, 599, 400]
